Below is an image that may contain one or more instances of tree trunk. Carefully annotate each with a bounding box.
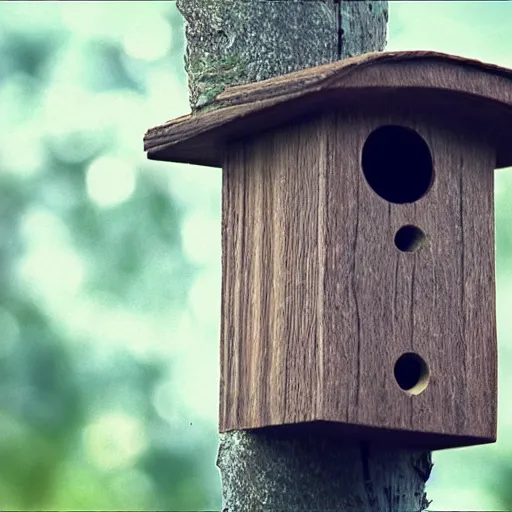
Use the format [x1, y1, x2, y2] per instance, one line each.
[177, 0, 388, 111]
[175, 1, 433, 510]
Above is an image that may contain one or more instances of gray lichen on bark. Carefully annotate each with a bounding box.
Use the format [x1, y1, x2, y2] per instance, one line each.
[176, 0, 387, 111]
[339, 0, 389, 58]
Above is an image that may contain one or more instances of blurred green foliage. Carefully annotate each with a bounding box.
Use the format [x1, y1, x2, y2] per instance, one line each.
[0, 2, 219, 510]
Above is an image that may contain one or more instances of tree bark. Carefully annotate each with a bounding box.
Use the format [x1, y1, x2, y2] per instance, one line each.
[175, 1, 433, 511]
[177, 0, 388, 111]
[217, 430, 432, 512]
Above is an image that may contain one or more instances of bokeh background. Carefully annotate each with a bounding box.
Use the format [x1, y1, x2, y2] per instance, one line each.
[0, 1, 511, 510]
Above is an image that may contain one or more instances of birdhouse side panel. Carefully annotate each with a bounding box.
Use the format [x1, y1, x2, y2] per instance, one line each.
[220, 118, 327, 432]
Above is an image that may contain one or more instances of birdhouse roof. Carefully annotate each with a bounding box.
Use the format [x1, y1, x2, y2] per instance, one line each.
[144, 50, 512, 169]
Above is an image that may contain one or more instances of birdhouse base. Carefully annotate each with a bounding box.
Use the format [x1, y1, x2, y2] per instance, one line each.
[238, 421, 495, 451]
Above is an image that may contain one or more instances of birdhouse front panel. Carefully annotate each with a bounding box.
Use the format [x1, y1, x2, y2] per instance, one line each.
[321, 107, 496, 448]
[219, 106, 497, 449]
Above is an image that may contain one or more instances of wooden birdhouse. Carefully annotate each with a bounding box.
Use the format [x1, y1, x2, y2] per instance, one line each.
[144, 51, 512, 450]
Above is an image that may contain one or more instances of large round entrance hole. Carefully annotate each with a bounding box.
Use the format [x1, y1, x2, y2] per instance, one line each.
[393, 352, 430, 395]
[361, 125, 433, 204]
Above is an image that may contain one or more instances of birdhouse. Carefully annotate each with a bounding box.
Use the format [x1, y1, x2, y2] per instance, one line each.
[144, 51, 512, 450]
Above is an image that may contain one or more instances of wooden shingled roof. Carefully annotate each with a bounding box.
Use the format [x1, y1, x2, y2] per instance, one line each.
[144, 50, 512, 169]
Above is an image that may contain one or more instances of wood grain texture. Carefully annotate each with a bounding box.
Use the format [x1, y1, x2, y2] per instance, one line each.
[221, 119, 325, 430]
[144, 50, 512, 169]
[220, 106, 497, 449]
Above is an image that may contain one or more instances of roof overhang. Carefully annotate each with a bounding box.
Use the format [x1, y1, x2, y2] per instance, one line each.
[144, 51, 512, 169]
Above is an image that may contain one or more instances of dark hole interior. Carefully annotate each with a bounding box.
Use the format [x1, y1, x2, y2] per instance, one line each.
[394, 225, 426, 252]
[394, 352, 429, 394]
[361, 125, 433, 204]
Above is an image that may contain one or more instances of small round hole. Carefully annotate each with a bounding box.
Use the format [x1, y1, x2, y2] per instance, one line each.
[394, 353, 430, 395]
[394, 225, 426, 252]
